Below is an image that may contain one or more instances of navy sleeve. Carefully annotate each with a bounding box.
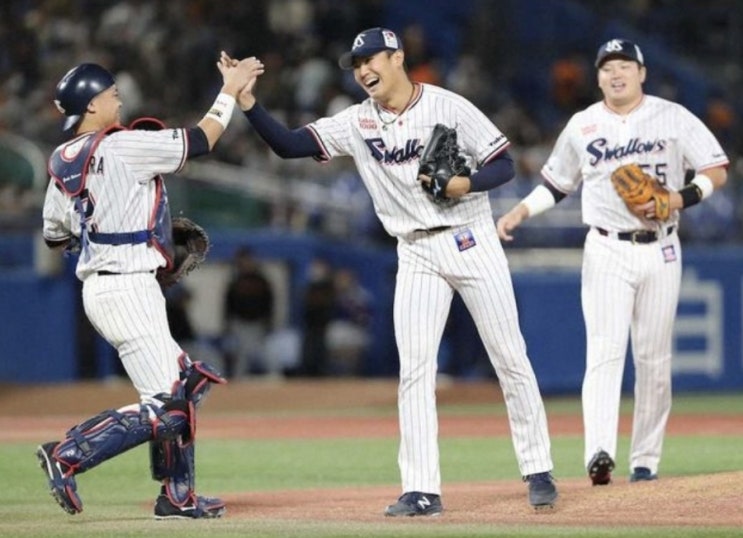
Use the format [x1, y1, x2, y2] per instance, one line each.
[243, 103, 322, 158]
[468, 151, 515, 192]
[544, 180, 567, 202]
[186, 127, 210, 158]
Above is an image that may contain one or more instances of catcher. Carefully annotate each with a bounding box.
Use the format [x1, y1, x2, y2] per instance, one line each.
[40, 56, 263, 519]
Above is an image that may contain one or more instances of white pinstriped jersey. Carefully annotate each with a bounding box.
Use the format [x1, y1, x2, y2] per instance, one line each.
[43, 128, 188, 280]
[308, 83, 510, 237]
[542, 95, 729, 231]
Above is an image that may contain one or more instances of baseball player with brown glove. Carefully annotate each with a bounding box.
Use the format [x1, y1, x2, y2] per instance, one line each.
[497, 39, 728, 485]
[38, 55, 263, 518]
[610, 163, 671, 220]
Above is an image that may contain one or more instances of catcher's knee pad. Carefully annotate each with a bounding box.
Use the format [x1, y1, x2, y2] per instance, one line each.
[176, 354, 226, 409]
[53, 395, 190, 475]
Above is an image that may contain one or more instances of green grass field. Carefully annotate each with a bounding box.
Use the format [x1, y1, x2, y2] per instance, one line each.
[0, 393, 740, 538]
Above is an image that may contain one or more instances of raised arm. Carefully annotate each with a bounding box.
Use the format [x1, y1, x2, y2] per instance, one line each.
[196, 53, 265, 150]
[221, 51, 321, 159]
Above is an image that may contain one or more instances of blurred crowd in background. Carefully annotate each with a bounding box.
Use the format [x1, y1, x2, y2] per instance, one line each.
[0, 0, 743, 246]
[2, 0, 743, 380]
[1, 0, 742, 246]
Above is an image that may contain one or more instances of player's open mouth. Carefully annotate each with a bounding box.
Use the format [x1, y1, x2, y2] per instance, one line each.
[364, 77, 380, 89]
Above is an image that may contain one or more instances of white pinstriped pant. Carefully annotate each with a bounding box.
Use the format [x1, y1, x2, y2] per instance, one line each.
[394, 219, 554, 494]
[581, 228, 681, 475]
[82, 272, 183, 404]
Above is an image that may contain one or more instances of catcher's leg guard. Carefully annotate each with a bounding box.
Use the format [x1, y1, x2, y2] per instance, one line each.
[38, 395, 191, 515]
[151, 440, 224, 519]
[52, 395, 191, 476]
[149, 355, 227, 518]
[151, 437, 193, 484]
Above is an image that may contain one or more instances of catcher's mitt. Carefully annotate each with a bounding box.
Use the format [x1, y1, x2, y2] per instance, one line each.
[418, 124, 471, 203]
[610, 163, 671, 220]
[156, 217, 210, 288]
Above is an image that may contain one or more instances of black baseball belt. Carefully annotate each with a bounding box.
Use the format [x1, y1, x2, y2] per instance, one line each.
[97, 270, 155, 276]
[413, 226, 453, 234]
[595, 226, 675, 244]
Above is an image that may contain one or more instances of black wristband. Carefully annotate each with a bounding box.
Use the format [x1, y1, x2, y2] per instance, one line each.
[679, 183, 703, 208]
[544, 181, 567, 203]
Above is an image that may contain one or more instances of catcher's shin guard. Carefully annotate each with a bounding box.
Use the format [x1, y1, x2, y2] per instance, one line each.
[150, 439, 196, 506]
[150, 356, 225, 505]
[52, 396, 190, 476]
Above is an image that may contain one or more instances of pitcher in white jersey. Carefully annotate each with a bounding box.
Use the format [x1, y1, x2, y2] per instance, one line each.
[38, 56, 264, 518]
[497, 39, 728, 486]
[225, 26, 557, 514]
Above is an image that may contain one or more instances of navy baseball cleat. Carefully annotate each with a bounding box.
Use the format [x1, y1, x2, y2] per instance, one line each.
[525, 472, 558, 509]
[154, 493, 226, 520]
[384, 492, 442, 517]
[630, 467, 658, 482]
[588, 449, 615, 486]
[36, 442, 83, 515]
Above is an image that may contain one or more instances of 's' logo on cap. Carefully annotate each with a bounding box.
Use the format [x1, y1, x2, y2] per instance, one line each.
[604, 39, 624, 52]
[352, 34, 366, 50]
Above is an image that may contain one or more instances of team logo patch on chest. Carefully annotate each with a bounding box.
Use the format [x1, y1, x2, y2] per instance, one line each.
[364, 138, 423, 164]
[662, 244, 677, 263]
[586, 137, 667, 166]
[454, 229, 476, 251]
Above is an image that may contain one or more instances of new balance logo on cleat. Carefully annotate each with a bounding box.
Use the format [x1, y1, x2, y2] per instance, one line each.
[385, 491, 443, 517]
[417, 496, 432, 510]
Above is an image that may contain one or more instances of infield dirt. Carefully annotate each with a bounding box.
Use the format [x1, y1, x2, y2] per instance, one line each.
[2, 379, 740, 527]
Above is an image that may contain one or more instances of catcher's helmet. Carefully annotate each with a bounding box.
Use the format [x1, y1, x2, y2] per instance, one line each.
[54, 63, 115, 132]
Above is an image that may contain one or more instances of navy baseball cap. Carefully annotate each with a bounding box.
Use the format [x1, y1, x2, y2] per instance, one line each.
[595, 39, 645, 68]
[338, 27, 401, 70]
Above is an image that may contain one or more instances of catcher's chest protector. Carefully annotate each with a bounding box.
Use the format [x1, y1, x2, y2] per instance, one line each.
[48, 127, 175, 259]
